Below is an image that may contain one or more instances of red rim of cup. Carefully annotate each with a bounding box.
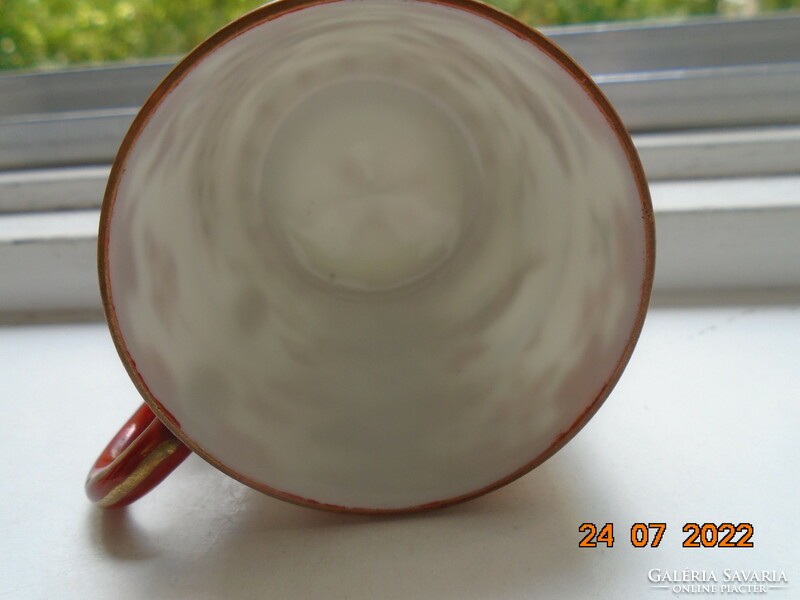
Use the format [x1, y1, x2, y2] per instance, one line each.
[88, 0, 656, 512]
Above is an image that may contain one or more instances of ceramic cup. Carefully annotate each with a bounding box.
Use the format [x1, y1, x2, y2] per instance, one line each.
[86, 0, 655, 512]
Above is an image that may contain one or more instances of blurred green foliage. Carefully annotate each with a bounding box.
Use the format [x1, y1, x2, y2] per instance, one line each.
[1, 0, 798, 70]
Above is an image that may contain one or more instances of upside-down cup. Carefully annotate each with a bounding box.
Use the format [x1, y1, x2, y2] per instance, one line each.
[87, 0, 655, 512]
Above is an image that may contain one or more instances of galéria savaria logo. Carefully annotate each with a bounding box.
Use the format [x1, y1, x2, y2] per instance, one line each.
[648, 569, 789, 595]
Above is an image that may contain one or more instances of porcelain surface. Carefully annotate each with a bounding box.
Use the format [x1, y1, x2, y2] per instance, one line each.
[106, 0, 651, 509]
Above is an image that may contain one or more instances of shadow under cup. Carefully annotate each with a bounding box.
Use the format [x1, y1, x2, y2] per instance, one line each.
[99, 0, 654, 512]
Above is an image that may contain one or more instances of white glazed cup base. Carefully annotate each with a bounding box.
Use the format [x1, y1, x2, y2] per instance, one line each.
[260, 76, 482, 295]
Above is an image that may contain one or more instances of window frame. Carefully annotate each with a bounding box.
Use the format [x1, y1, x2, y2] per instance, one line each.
[1, 14, 799, 318]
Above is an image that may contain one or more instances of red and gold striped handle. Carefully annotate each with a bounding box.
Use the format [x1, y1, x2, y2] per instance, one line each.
[85, 404, 191, 508]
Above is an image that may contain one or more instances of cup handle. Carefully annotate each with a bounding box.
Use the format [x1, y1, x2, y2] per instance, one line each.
[85, 403, 192, 508]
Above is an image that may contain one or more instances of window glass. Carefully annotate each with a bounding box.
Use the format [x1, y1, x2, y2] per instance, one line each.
[2, 0, 798, 71]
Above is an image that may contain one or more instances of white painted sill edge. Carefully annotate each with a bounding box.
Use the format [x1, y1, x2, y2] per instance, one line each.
[1, 176, 799, 319]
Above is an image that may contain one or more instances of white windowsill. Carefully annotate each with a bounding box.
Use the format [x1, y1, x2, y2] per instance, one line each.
[1, 294, 797, 598]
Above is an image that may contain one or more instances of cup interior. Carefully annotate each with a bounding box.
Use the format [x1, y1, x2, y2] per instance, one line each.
[101, 0, 653, 511]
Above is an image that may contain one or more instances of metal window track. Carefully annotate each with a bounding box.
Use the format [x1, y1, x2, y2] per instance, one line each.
[2, 124, 799, 214]
[1, 14, 798, 118]
[2, 62, 800, 171]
